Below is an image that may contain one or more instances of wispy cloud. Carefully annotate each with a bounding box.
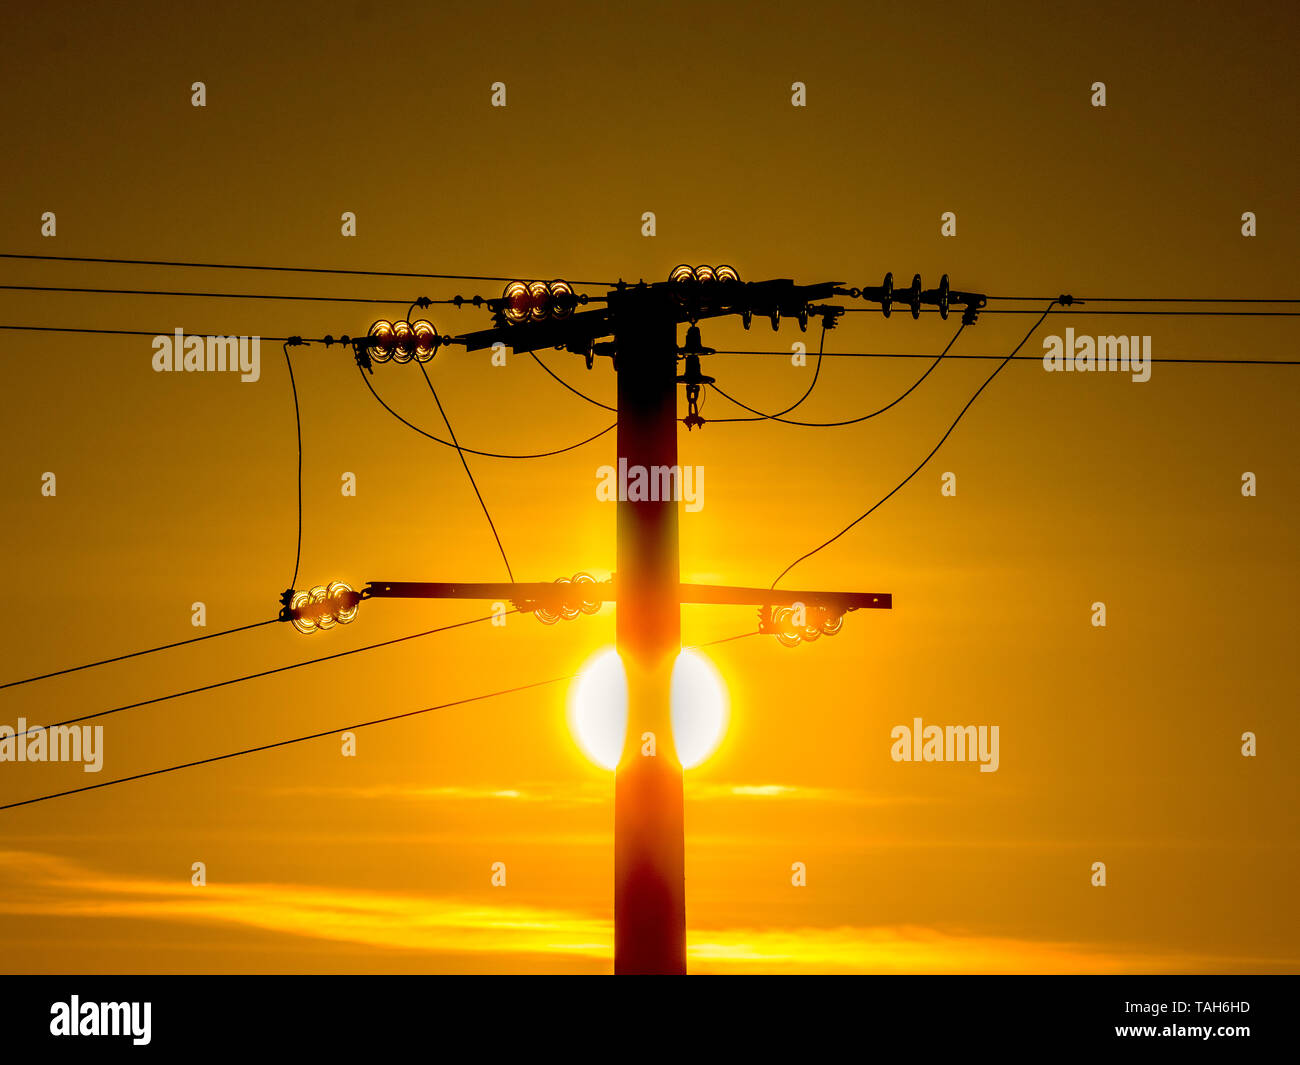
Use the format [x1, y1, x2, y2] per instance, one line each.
[686, 924, 1278, 974]
[686, 782, 932, 806]
[266, 780, 927, 808]
[2, 849, 1287, 973]
[268, 783, 592, 804]
[0, 849, 609, 961]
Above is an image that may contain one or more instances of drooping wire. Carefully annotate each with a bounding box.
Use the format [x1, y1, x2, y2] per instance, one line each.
[415, 361, 515, 581]
[712, 321, 967, 427]
[530, 351, 616, 412]
[702, 323, 829, 424]
[0, 619, 281, 690]
[10, 609, 517, 740]
[772, 301, 1059, 588]
[357, 362, 616, 459]
[283, 342, 303, 590]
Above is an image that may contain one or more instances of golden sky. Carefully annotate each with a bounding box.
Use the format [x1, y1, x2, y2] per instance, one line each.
[0, 0, 1296, 973]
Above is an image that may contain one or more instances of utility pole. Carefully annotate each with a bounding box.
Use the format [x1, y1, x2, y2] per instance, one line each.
[609, 288, 686, 974]
[319, 265, 980, 973]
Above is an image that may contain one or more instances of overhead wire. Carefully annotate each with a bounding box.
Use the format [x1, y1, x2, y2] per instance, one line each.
[0, 625, 761, 812]
[0, 619, 281, 690]
[415, 361, 515, 580]
[0, 674, 570, 812]
[772, 301, 1059, 588]
[703, 322, 830, 424]
[709, 349, 1300, 366]
[529, 351, 616, 411]
[357, 362, 616, 459]
[710, 320, 967, 427]
[0, 251, 616, 287]
[9, 610, 517, 740]
[282, 342, 304, 590]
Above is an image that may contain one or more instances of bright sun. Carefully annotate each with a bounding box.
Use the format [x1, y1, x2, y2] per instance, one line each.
[568, 647, 729, 770]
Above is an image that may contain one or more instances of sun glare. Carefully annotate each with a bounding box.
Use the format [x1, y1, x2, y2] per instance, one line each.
[568, 647, 729, 770]
[670, 648, 729, 769]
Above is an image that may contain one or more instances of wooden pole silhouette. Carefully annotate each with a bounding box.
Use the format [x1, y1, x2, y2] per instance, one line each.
[363, 271, 907, 974]
[611, 290, 686, 975]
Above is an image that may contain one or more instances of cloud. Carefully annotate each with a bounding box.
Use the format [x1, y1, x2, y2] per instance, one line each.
[686, 924, 1268, 974]
[266, 780, 925, 808]
[268, 783, 586, 804]
[0, 849, 609, 961]
[685, 782, 931, 806]
[2, 849, 1288, 973]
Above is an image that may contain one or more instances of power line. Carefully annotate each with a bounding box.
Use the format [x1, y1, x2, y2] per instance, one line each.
[841, 307, 1300, 317]
[704, 323, 830, 424]
[710, 349, 1300, 365]
[530, 351, 617, 411]
[0, 673, 570, 812]
[0, 619, 281, 690]
[357, 362, 617, 459]
[689, 631, 761, 649]
[772, 301, 1059, 588]
[990, 308, 1300, 317]
[710, 321, 967, 427]
[983, 295, 1300, 303]
[5, 324, 1293, 368]
[0, 252, 616, 288]
[0, 283, 449, 305]
[0, 324, 319, 341]
[283, 343, 304, 590]
[0, 628, 761, 812]
[416, 362, 515, 581]
[11, 610, 514, 740]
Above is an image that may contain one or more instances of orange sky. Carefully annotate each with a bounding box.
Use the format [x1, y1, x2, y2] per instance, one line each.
[0, 0, 1297, 974]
